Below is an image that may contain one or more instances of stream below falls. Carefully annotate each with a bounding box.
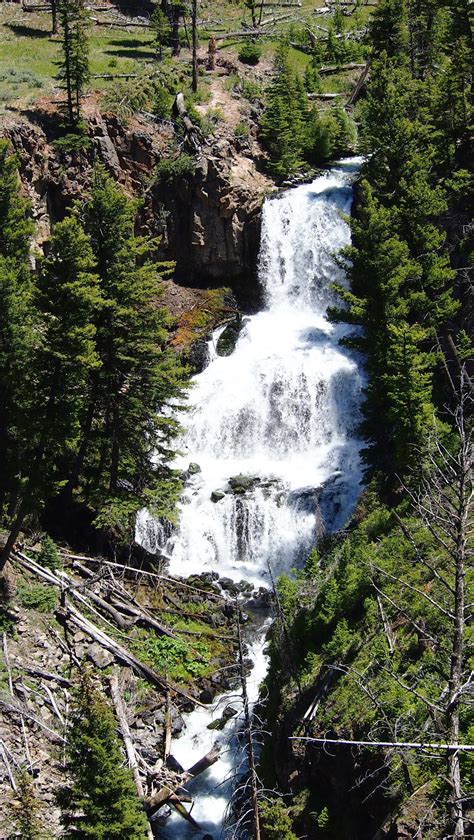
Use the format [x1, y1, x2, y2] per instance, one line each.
[138, 158, 365, 838]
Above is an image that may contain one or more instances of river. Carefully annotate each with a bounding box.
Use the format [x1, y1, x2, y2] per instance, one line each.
[138, 158, 364, 837]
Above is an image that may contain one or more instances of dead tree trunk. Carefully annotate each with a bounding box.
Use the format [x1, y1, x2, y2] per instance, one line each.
[191, 0, 198, 92]
[237, 609, 261, 840]
[109, 671, 154, 840]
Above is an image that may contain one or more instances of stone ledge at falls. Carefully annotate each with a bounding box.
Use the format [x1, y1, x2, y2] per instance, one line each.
[3, 112, 272, 295]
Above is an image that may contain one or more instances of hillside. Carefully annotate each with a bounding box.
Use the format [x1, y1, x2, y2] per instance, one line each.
[0, 0, 472, 838]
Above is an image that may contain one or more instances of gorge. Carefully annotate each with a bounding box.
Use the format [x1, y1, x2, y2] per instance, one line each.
[138, 159, 365, 837]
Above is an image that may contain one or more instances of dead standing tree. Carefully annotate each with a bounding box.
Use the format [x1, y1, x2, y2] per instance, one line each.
[372, 377, 473, 838]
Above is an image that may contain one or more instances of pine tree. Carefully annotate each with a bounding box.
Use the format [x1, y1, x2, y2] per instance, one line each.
[0, 141, 33, 264]
[67, 167, 188, 539]
[383, 322, 435, 475]
[369, 0, 409, 60]
[59, 672, 148, 839]
[150, 5, 169, 59]
[0, 143, 34, 536]
[57, 0, 90, 128]
[0, 217, 101, 570]
[260, 43, 306, 178]
[38, 534, 61, 571]
[8, 770, 51, 840]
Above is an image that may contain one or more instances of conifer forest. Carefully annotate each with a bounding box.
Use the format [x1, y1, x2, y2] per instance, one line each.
[0, 0, 472, 838]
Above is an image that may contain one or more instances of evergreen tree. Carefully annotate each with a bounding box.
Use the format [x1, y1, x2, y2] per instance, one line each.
[59, 672, 148, 839]
[7, 770, 50, 840]
[57, 0, 90, 128]
[0, 142, 33, 264]
[0, 143, 34, 536]
[260, 44, 306, 178]
[38, 534, 61, 571]
[0, 217, 101, 570]
[150, 5, 169, 59]
[369, 0, 409, 60]
[68, 167, 188, 538]
[382, 322, 435, 474]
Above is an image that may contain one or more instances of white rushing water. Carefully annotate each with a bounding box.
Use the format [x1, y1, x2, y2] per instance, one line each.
[138, 159, 364, 838]
[139, 158, 364, 587]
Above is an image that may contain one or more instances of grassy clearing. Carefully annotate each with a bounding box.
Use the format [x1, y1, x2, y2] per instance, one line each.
[0, 7, 154, 109]
[0, 0, 369, 113]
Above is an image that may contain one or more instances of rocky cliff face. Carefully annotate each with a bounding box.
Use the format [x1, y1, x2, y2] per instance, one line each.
[154, 138, 270, 297]
[4, 110, 271, 299]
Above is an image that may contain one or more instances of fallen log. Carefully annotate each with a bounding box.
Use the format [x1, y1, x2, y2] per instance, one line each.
[0, 696, 65, 744]
[319, 62, 366, 75]
[19, 665, 71, 688]
[56, 599, 206, 708]
[347, 61, 369, 106]
[91, 73, 139, 79]
[168, 794, 201, 828]
[174, 92, 203, 151]
[144, 745, 221, 812]
[308, 91, 347, 99]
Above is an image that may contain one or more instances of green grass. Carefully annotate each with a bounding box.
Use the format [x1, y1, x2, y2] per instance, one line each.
[0, 8, 155, 108]
[0, 0, 371, 111]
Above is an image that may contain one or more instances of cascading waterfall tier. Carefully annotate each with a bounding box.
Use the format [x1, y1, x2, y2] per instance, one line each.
[138, 159, 364, 587]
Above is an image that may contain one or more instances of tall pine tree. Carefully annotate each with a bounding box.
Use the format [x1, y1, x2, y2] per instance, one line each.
[57, 0, 90, 128]
[66, 167, 188, 540]
[1, 217, 101, 569]
[59, 672, 148, 840]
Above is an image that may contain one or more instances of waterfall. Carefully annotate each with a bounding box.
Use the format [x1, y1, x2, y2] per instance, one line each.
[137, 159, 364, 839]
[138, 158, 364, 587]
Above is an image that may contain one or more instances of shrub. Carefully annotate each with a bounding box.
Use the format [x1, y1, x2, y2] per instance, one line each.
[238, 41, 262, 65]
[235, 121, 249, 139]
[260, 799, 298, 840]
[154, 84, 173, 119]
[240, 77, 263, 102]
[17, 583, 57, 613]
[155, 154, 195, 185]
[53, 131, 91, 155]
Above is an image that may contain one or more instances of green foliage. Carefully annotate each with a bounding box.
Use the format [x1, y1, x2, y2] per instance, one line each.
[38, 535, 61, 571]
[57, 0, 90, 127]
[71, 166, 189, 537]
[7, 770, 51, 840]
[238, 41, 262, 65]
[260, 43, 307, 178]
[150, 6, 170, 59]
[155, 153, 195, 184]
[304, 104, 357, 163]
[17, 582, 58, 612]
[59, 671, 148, 839]
[260, 44, 357, 176]
[103, 74, 155, 123]
[327, 0, 467, 486]
[140, 633, 209, 682]
[240, 76, 263, 102]
[260, 798, 298, 840]
[234, 121, 249, 139]
[154, 83, 173, 118]
[52, 131, 91, 154]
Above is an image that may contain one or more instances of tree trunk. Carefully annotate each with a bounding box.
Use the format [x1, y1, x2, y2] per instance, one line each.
[191, 0, 198, 92]
[171, 5, 181, 56]
[51, 0, 58, 34]
[0, 500, 27, 573]
[446, 401, 468, 839]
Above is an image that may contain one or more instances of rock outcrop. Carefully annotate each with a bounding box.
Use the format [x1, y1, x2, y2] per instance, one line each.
[154, 137, 270, 297]
[4, 110, 271, 301]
